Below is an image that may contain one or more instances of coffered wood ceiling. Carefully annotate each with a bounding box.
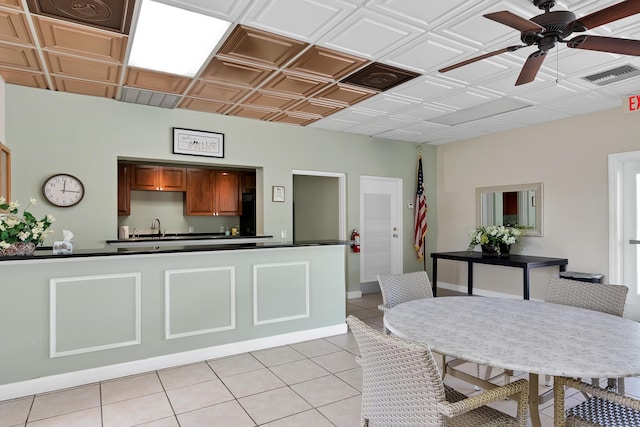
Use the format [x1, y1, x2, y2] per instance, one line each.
[0, 0, 639, 144]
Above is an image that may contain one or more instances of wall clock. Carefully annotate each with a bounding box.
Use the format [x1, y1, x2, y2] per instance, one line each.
[42, 174, 85, 207]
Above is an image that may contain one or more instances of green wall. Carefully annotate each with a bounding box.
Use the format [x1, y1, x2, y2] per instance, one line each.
[5, 85, 437, 292]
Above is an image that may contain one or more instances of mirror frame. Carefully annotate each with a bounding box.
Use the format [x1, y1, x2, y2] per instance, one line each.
[476, 183, 543, 237]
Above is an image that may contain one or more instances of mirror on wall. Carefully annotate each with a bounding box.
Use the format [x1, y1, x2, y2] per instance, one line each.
[476, 183, 543, 236]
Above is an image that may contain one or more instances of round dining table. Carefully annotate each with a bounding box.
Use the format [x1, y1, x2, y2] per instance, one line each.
[383, 296, 640, 427]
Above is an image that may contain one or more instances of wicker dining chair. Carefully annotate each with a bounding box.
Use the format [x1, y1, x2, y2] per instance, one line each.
[553, 376, 640, 427]
[545, 277, 629, 391]
[346, 315, 530, 427]
[377, 271, 433, 313]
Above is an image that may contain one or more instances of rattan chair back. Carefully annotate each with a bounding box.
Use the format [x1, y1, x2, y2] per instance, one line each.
[545, 277, 628, 317]
[377, 270, 433, 310]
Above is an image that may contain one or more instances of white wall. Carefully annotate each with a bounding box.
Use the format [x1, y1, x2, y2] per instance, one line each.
[436, 106, 640, 300]
[5, 85, 437, 293]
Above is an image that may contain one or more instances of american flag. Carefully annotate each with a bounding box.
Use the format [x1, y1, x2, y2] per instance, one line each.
[414, 155, 428, 260]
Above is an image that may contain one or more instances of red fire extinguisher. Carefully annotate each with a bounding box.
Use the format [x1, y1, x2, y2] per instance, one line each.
[351, 229, 360, 253]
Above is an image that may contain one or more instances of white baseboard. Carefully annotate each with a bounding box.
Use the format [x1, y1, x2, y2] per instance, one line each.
[346, 291, 362, 299]
[436, 281, 543, 301]
[0, 323, 347, 401]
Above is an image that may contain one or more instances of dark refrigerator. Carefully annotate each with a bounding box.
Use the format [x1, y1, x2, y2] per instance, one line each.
[240, 193, 256, 236]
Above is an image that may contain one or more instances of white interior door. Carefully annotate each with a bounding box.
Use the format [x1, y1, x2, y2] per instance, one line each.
[360, 176, 403, 283]
[609, 151, 640, 316]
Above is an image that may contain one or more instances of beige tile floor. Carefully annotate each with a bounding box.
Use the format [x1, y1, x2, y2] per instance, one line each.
[2, 291, 639, 426]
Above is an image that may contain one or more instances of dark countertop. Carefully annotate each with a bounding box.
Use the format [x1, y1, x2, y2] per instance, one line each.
[0, 240, 352, 262]
[105, 233, 273, 244]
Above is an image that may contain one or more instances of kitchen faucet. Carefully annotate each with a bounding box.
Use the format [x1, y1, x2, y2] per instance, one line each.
[151, 218, 162, 236]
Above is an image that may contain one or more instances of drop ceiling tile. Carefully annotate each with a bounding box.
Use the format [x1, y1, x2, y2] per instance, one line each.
[33, 16, 126, 62]
[187, 80, 250, 103]
[0, 0, 23, 10]
[288, 99, 345, 117]
[319, 9, 424, 59]
[270, 112, 321, 126]
[178, 97, 233, 114]
[368, 0, 468, 28]
[161, 0, 251, 20]
[425, 125, 487, 142]
[45, 52, 121, 83]
[0, 67, 48, 87]
[52, 76, 117, 98]
[243, 90, 301, 110]
[354, 94, 417, 115]
[595, 73, 640, 98]
[308, 116, 360, 131]
[431, 88, 497, 110]
[393, 103, 454, 121]
[374, 128, 427, 142]
[388, 75, 464, 102]
[0, 9, 33, 45]
[125, 68, 191, 94]
[226, 105, 279, 120]
[286, 45, 368, 80]
[556, 48, 627, 77]
[398, 121, 448, 134]
[543, 92, 622, 116]
[434, 57, 513, 86]
[513, 81, 585, 105]
[0, 44, 41, 70]
[497, 105, 571, 125]
[260, 71, 329, 97]
[217, 25, 308, 68]
[384, 33, 473, 74]
[26, 0, 135, 34]
[242, 0, 356, 43]
[328, 107, 380, 123]
[458, 117, 524, 133]
[344, 122, 393, 136]
[200, 58, 274, 88]
[313, 83, 376, 105]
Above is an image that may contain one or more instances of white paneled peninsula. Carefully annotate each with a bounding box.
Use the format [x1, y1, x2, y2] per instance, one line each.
[0, 242, 347, 400]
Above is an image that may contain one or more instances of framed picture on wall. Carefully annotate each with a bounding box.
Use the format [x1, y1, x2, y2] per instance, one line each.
[172, 127, 224, 158]
[272, 186, 285, 202]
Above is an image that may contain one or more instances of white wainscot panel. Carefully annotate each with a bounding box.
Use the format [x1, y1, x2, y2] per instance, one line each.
[253, 261, 310, 325]
[165, 266, 236, 339]
[50, 273, 141, 358]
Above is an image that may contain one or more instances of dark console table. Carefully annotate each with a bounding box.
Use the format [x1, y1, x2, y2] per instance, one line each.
[431, 251, 568, 300]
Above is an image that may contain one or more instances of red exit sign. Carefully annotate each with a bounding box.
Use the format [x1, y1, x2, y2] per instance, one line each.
[625, 94, 640, 113]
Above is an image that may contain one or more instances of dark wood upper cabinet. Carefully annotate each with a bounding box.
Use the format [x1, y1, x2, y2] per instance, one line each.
[130, 165, 186, 191]
[117, 162, 130, 216]
[242, 171, 256, 193]
[185, 168, 215, 216]
[216, 171, 241, 216]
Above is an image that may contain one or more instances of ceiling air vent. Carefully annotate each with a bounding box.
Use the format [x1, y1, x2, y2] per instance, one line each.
[119, 87, 181, 109]
[582, 65, 640, 86]
[341, 62, 420, 92]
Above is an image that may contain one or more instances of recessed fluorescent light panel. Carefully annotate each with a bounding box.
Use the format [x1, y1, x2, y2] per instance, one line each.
[128, 0, 231, 77]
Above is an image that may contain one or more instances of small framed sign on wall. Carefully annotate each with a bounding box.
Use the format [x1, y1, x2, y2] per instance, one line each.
[173, 127, 224, 158]
[272, 186, 285, 202]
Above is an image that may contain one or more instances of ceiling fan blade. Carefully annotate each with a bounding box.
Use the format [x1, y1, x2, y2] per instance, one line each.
[515, 51, 546, 86]
[438, 45, 526, 73]
[569, 0, 640, 32]
[567, 35, 640, 56]
[484, 11, 545, 33]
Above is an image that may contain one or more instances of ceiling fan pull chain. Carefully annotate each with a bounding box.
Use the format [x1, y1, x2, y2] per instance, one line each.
[555, 47, 560, 84]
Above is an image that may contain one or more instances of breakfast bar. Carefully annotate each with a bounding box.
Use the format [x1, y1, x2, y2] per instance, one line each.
[0, 241, 348, 401]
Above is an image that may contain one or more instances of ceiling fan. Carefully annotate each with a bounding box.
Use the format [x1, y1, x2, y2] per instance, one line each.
[438, 0, 640, 85]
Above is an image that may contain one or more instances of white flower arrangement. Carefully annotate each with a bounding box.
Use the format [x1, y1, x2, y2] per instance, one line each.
[468, 225, 522, 254]
[0, 197, 55, 251]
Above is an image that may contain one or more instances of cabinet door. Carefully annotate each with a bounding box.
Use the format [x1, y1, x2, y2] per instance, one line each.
[130, 165, 158, 190]
[117, 163, 131, 216]
[185, 169, 215, 215]
[216, 171, 241, 216]
[242, 171, 256, 193]
[160, 167, 186, 191]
